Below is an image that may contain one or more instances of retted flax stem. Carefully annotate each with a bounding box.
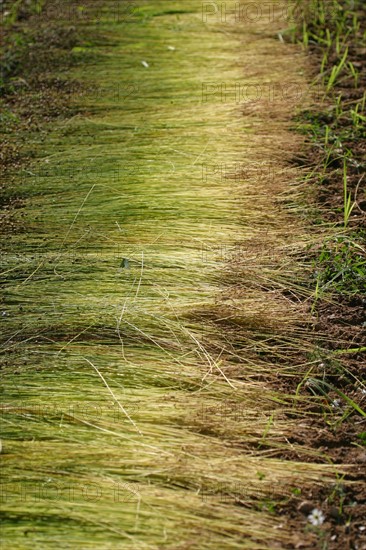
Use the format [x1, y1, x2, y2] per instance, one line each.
[0, 1, 348, 548]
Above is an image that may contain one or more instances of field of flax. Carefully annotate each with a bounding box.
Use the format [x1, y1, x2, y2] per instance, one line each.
[0, 1, 350, 548]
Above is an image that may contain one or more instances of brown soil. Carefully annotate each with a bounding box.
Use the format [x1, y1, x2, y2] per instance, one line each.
[276, 4, 366, 546]
[0, 0, 100, 233]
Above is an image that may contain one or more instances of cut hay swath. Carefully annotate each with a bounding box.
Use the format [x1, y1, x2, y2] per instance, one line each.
[0, 1, 348, 548]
